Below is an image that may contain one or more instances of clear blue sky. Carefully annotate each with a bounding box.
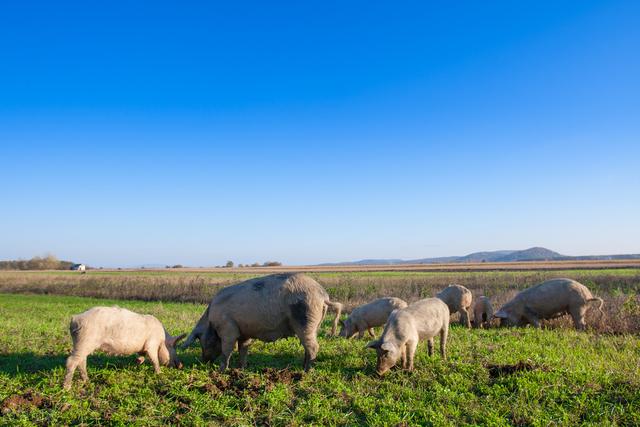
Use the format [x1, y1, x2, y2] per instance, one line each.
[1, 1, 639, 267]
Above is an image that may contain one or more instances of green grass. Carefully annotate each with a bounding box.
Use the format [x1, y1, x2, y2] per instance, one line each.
[1, 294, 639, 426]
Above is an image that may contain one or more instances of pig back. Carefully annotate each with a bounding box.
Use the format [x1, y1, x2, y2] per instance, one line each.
[72, 307, 160, 354]
[209, 273, 326, 339]
[513, 279, 592, 318]
[403, 298, 449, 339]
[354, 297, 407, 325]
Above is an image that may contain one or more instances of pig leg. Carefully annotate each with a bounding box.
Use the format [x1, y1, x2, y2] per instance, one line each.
[460, 308, 471, 329]
[406, 340, 418, 371]
[401, 345, 408, 369]
[146, 345, 162, 374]
[219, 337, 238, 372]
[294, 320, 321, 371]
[64, 343, 95, 390]
[523, 307, 540, 328]
[78, 358, 89, 383]
[570, 305, 588, 331]
[291, 301, 323, 371]
[356, 320, 370, 338]
[64, 353, 87, 389]
[327, 301, 343, 337]
[299, 334, 319, 372]
[427, 338, 434, 357]
[440, 325, 448, 360]
[368, 327, 376, 338]
[237, 338, 251, 369]
[64, 356, 80, 389]
[217, 322, 240, 371]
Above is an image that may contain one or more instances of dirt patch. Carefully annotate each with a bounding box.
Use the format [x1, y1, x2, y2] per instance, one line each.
[1, 390, 49, 414]
[486, 361, 548, 379]
[201, 368, 302, 398]
[261, 367, 303, 385]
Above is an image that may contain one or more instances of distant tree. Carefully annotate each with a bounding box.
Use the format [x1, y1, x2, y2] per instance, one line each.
[263, 261, 282, 267]
[251, 262, 261, 267]
[172, 264, 184, 269]
[238, 264, 244, 268]
[225, 261, 234, 268]
[0, 254, 76, 271]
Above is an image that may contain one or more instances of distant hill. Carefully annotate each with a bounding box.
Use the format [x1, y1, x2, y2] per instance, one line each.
[319, 247, 640, 266]
[319, 258, 406, 267]
[490, 247, 563, 262]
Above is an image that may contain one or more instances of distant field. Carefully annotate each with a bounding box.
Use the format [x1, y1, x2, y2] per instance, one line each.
[1, 294, 638, 425]
[10, 258, 640, 274]
[1, 267, 639, 333]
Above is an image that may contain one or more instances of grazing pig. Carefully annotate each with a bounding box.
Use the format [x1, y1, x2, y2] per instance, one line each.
[472, 296, 493, 328]
[339, 297, 408, 339]
[436, 284, 473, 328]
[63, 307, 185, 390]
[182, 273, 342, 371]
[494, 278, 604, 330]
[366, 298, 449, 375]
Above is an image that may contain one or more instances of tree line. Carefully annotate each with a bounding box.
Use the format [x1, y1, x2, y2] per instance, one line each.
[0, 255, 76, 271]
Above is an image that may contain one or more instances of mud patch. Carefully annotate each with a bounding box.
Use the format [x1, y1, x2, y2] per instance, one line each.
[1, 390, 49, 414]
[262, 367, 303, 384]
[486, 361, 548, 379]
[201, 368, 302, 398]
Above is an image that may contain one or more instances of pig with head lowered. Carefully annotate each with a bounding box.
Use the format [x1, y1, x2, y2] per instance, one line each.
[367, 297, 449, 375]
[64, 307, 185, 390]
[473, 296, 493, 329]
[436, 284, 473, 328]
[494, 278, 604, 330]
[182, 273, 342, 371]
[339, 297, 408, 339]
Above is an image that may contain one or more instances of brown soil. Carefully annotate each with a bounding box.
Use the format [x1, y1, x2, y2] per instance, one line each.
[486, 361, 548, 379]
[1, 390, 48, 414]
[201, 368, 302, 398]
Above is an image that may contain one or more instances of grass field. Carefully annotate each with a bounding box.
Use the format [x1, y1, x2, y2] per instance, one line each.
[2, 268, 639, 333]
[1, 293, 639, 426]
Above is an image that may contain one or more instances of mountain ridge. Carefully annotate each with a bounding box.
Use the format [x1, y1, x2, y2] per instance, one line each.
[319, 247, 640, 266]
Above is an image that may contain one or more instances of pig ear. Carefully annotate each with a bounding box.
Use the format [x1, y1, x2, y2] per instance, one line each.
[494, 309, 509, 319]
[366, 340, 381, 350]
[168, 333, 187, 347]
[380, 342, 396, 353]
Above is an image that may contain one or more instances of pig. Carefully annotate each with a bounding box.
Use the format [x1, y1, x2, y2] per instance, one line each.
[473, 296, 493, 328]
[494, 278, 604, 330]
[63, 306, 185, 390]
[366, 297, 449, 375]
[339, 297, 408, 339]
[182, 273, 342, 371]
[436, 284, 473, 328]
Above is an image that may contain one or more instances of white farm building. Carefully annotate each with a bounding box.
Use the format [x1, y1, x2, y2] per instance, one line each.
[70, 263, 86, 272]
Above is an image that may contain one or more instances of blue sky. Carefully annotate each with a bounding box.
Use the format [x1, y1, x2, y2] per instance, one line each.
[1, 1, 639, 266]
